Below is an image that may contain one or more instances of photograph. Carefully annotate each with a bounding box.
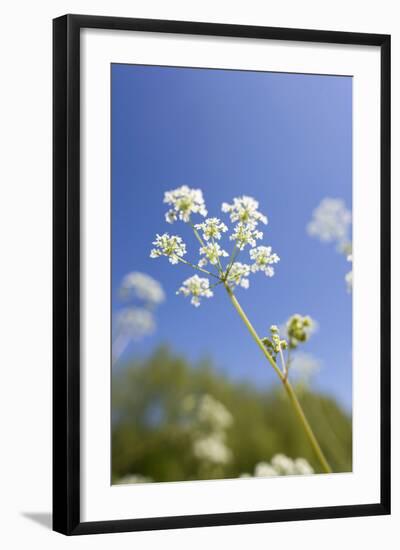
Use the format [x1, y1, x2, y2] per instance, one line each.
[111, 63, 353, 484]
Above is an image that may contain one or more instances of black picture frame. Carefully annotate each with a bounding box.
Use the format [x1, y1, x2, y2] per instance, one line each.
[53, 14, 391, 535]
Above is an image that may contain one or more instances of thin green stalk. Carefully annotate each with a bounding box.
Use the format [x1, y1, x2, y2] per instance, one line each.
[176, 257, 220, 279]
[190, 222, 206, 248]
[224, 284, 332, 474]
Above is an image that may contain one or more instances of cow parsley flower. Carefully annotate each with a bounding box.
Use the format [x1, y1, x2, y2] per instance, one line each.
[250, 246, 280, 276]
[164, 185, 207, 223]
[197, 394, 233, 431]
[307, 198, 351, 244]
[254, 462, 279, 477]
[195, 217, 228, 241]
[150, 233, 186, 264]
[176, 275, 213, 307]
[226, 262, 251, 289]
[222, 196, 268, 226]
[199, 242, 229, 266]
[193, 433, 232, 464]
[115, 307, 155, 340]
[119, 271, 165, 305]
[229, 222, 263, 250]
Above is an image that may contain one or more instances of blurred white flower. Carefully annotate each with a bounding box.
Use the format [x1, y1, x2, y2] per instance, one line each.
[229, 222, 263, 250]
[115, 307, 155, 340]
[226, 262, 251, 289]
[250, 246, 280, 277]
[307, 198, 351, 244]
[199, 242, 229, 266]
[247, 454, 314, 479]
[193, 433, 232, 464]
[294, 458, 314, 475]
[150, 233, 187, 264]
[195, 217, 228, 241]
[119, 271, 165, 305]
[116, 474, 152, 484]
[271, 453, 297, 475]
[197, 394, 233, 431]
[222, 196, 268, 226]
[176, 275, 213, 307]
[164, 185, 207, 223]
[254, 462, 278, 477]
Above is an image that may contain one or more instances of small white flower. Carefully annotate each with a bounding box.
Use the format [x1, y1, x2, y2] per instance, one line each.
[197, 394, 233, 430]
[176, 275, 213, 307]
[229, 222, 263, 250]
[195, 217, 228, 241]
[271, 454, 297, 475]
[193, 433, 232, 464]
[150, 233, 186, 264]
[250, 246, 280, 276]
[254, 462, 279, 477]
[222, 196, 268, 226]
[293, 458, 314, 475]
[164, 185, 207, 223]
[199, 242, 229, 266]
[307, 198, 351, 244]
[226, 262, 251, 289]
[115, 307, 155, 340]
[119, 272, 165, 305]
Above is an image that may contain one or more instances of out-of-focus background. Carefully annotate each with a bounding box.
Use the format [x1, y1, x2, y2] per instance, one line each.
[111, 64, 353, 482]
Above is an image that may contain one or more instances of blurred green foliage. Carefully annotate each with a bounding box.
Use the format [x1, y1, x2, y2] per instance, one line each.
[112, 346, 352, 482]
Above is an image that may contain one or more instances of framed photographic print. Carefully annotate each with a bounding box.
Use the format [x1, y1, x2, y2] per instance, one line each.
[53, 14, 390, 535]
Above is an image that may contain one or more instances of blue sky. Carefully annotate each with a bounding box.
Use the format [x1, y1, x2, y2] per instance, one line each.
[111, 64, 352, 411]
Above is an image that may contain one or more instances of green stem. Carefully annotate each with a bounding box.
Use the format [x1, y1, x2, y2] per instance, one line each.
[190, 222, 206, 248]
[176, 257, 220, 279]
[224, 284, 332, 474]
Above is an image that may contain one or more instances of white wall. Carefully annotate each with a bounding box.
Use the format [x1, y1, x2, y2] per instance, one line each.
[0, 0, 398, 548]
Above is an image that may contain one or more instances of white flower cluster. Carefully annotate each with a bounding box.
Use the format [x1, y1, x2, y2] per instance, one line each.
[250, 246, 280, 277]
[150, 187, 280, 306]
[193, 433, 232, 465]
[222, 196, 267, 250]
[240, 454, 314, 478]
[115, 308, 155, 341]
[197, 394, 233, 431]
[182, 393, 234, 465]
[150, 233, 187, 264]
[176, 275, 213, 307]
[119, 271, 165, 305]
[307, 198, 353, 293]
[164, 185, 207, 223]
[222, 196, 268, 226]
[195, 217, 228, 241]
[307, 198, 351, 244]
[199, 242, 229, 267]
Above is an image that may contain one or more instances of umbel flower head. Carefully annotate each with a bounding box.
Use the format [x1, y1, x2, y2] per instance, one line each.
[199, 242, 229, 267]
[195, 217, 228, 241]
[164, 185, 207, 223]
[250, 246, 280, 277]
[150, 186, 280, 307]
[222, 196, 268, 226]
[307, 197, 351, 244]
[176, 275, 213, 307]
[150, 233, 186, 264]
